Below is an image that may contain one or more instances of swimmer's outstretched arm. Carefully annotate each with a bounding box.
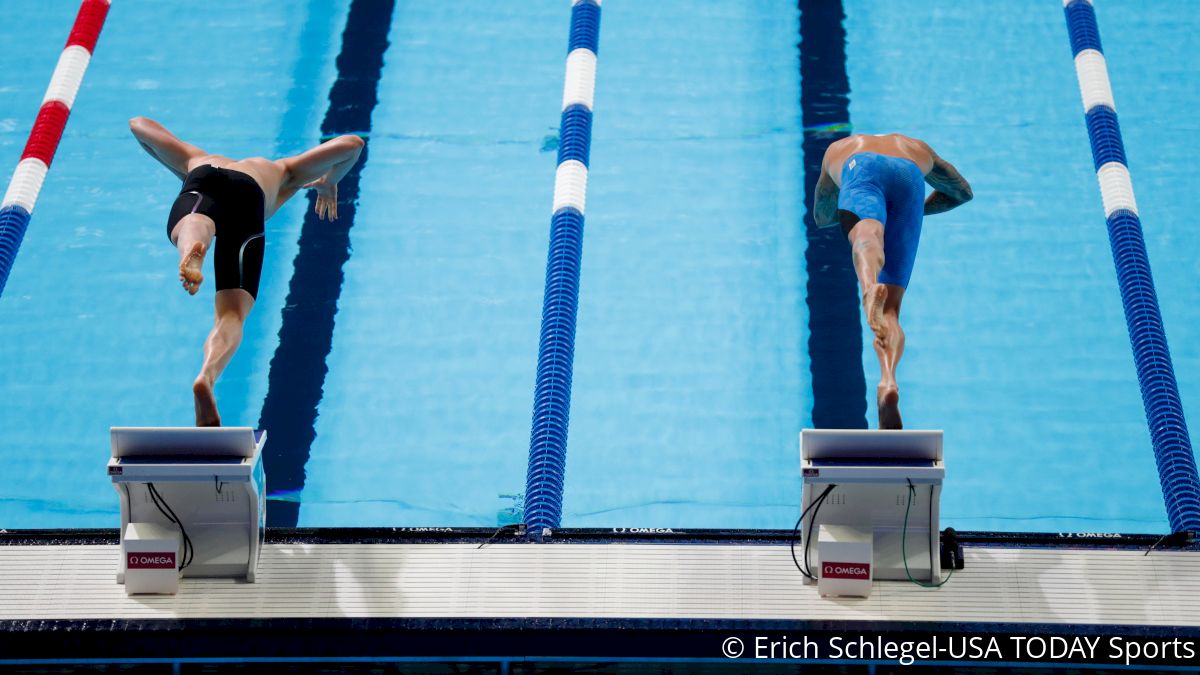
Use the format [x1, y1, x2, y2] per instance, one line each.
[920, 145, 973, 215]
[129, 117, 207, 181]
[275, 134, 365, 220]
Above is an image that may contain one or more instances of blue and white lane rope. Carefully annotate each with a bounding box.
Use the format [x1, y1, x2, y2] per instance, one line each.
[525, 0, 600, 533]
[1064, 0, 1200, 533]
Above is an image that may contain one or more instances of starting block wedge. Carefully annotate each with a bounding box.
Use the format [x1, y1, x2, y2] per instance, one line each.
[799, 429, 944, 595]
[108, 427, 267, 591]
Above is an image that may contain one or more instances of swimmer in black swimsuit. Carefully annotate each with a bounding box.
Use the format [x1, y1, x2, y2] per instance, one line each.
[130, 116, 364, 426]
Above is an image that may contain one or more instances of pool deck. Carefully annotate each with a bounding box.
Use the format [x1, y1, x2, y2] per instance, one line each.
[3, 540, 1199, 624]
[1, 533, 1198, 667]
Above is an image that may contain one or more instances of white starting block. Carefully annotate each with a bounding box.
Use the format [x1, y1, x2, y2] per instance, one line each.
[799, 429, 944, 596]
[108, 427, 267, 593]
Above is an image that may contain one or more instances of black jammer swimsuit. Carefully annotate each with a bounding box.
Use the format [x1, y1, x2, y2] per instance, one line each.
[167, 164, 267, 299]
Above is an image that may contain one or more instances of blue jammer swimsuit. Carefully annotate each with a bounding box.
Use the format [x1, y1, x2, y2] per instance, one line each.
[836, 152, 926, 289]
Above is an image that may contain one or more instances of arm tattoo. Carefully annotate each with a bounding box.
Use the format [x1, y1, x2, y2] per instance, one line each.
[926, 158, 972, 202]
[814, 176, 839, 226]
[924, 190, 962, 215]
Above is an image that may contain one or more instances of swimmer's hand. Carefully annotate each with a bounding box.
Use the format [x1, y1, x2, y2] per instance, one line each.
[304, 176, 338, 220]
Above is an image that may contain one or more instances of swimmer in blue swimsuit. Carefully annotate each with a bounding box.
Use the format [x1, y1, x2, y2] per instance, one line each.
[813, 134, 972, 429]
[130, 117, 365, 426]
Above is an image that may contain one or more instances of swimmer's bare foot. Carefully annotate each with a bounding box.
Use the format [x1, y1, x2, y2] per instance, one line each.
[193, 376, 221, 427]
[179, 242, 205, 295]
[864, 283, 888, 343]
[878, 384, 902, 430]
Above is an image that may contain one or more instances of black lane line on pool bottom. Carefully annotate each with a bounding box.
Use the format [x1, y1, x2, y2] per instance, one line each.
[799, 0, 868, 429]
[257, 0, 395, 527]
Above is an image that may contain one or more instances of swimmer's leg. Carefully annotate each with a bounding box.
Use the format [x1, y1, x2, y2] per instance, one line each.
[193, 289, 254, 427]
[170, 213, 215, 295]
[873, 284, 906, 429]
[842, 212, 889, 344]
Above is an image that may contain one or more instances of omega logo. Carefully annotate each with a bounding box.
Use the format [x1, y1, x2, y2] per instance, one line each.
[127, 553, 176, 569]
[822, 562, 869, 579]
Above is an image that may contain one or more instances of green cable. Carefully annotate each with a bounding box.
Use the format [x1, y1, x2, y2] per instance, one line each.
[902, 481, 953, 588]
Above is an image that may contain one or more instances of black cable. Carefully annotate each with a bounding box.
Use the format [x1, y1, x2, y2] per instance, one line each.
[1145, 533, 1171, 556]
[147, 483, 194, 570]
[928, 483, 938, 570]
[477, 523, 525, 549]
[789, 514, 806, 577]
[902, 480, 952, 588]
[144, 486, 174, 563]
[790, 484, 836, 580]
[791, 484, 833, 579]
[790, 487, 827, 579]
[928, 483, 934, 549]
[803, 486, 835, 578]
[146, 483, 191, 569]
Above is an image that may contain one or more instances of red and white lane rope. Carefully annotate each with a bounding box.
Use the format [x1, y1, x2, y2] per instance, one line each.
[0, 0, 111, 295]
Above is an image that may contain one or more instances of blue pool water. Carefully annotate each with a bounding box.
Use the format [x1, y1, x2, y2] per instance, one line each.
[0, 1, 1196, 532]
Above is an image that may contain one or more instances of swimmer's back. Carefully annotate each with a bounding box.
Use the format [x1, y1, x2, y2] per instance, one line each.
[185, 154, 289, 220]
[823, 134, 934, 186]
